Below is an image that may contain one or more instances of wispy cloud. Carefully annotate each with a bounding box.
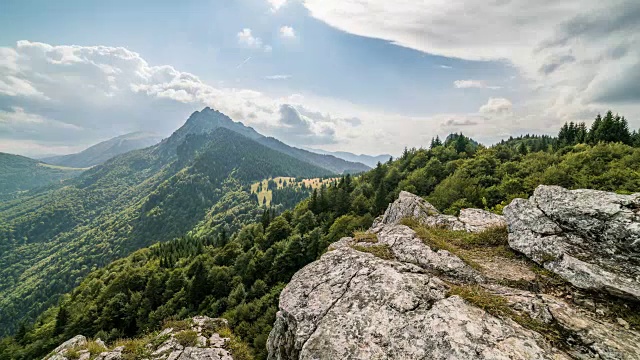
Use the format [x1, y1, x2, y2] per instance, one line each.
[454, 79, 501, 90]
[264, 74, 292, 80]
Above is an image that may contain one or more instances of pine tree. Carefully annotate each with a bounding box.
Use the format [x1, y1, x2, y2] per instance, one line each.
[430, 136, 443, 148]
[54, 306, 69, 335]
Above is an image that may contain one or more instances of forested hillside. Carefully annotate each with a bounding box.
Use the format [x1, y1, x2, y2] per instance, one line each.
[0, 153, 85, 200]
[3, 112, 639, 360]
[0, 110, 333, 338]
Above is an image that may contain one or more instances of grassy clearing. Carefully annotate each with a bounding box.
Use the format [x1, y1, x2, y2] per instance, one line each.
[250, 177, 340, 206]
[351, 244, 395, 260]
[353, 230, 378, 243]
[37, 163, 90, 171]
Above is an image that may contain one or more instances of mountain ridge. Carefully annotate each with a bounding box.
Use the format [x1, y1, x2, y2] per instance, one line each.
[305, 148, 392, 167]
[42, 132, 163, 168]
[0, 109, 333, 337]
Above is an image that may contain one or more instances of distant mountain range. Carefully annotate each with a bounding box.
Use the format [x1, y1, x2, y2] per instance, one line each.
[41, 132, 163, 168]
[163, 107, 370, 173]
[0, 107, 366, 335]
[306, 148, 392, 167]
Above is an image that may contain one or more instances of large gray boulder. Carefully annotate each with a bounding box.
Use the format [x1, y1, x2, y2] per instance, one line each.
[268, 190, 640, 360]
[267, 243, 567, 360]
[504, 185, 640, 300]
[372, 191, 505, 233]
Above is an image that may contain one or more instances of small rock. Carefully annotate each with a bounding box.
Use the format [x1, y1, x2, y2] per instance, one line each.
[617, 318, 631, 330]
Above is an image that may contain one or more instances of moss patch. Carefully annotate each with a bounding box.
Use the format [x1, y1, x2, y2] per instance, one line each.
[351, 244, 395, 260]
[353, 231, 378, 243]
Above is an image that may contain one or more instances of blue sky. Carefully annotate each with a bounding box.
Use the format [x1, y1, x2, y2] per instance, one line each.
[0, 0, 638, 156]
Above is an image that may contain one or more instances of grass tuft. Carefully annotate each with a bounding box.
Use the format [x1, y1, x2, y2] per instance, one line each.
[449, 284, 568, 348]
[218, 327, 253, 360]
[353, 231, 378, 243]
[174, 330, 198, 347]
[86, 340, 107, 357]
[162, 318, 191, 331]
[113, 338, 150, 360]
[351, 244, 394, 260]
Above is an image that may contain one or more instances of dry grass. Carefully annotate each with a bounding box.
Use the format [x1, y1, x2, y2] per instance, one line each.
[351, 244, 395, 260]
[400, 218, 518, 271]
[449, 284, 568, 348]
[353, 231, 378, 243]
[250, 177, 340, 206]
[162, 318, 191, 331]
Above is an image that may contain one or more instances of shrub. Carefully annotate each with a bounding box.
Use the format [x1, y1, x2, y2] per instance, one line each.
[174, 330, 198, 347]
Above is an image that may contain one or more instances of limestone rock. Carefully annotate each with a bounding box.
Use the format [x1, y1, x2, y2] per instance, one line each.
[45, 316, 233, 360]
[267, 245, 567, 360]
[459, 208, 507, 232]
[52, 335, 87, 355]
[372, 191, 505, 233]
[486, 284, 640, 360]
[504, 185, 640, 300]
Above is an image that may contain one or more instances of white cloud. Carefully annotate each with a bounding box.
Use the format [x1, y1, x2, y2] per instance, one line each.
[279, 26, 296, 39]
[301, 0, 640, 127]
[237, 28, 271, 52]
[0, 41, 362, 155]
[479, 98, 513, 116]
[267, 0, 287, 12]
[453, 80, 500, 90]
[438, 65, 452, 69]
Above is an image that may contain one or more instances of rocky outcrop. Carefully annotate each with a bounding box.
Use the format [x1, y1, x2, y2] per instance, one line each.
[44, 316, 234, 360]
[268, 190, 640, 360]
[372, 191, 506, 233]
[331, 223, 484, 283]
[267, 244, 566, 360]
[504, 185, 640, 300]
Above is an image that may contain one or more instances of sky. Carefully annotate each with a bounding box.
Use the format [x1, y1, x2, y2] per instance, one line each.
[0, 0, 639, 157]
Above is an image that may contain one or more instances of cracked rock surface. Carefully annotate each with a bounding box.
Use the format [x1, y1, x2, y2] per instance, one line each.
[267, 245, 565, 360]
[504, 185, 640, 300]
[268, 189, 640, 360]
[372, 191, 506, 233]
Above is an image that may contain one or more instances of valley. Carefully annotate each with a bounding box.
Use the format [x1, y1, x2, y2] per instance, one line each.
[2, 110, 640, 360]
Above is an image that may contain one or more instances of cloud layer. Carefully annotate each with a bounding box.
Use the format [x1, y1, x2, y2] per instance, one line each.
[0, 41, 344, 155]
[301, 0, 640, 124]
